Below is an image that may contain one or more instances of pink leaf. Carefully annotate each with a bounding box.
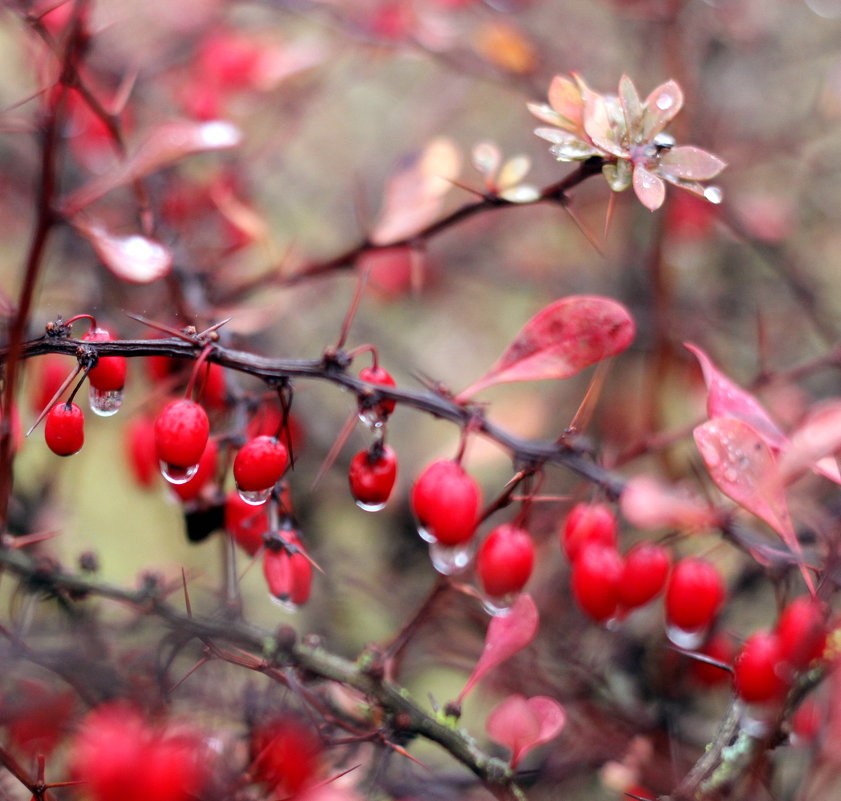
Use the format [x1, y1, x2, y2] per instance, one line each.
[642, 80, 683, 140]
[457, 296, 635, 400]
[620, 475, 719, 531]
[778, 400, 841, 485]
[685, 343, 787, 450]
[547, 75, 585, 132]
[582, 93, 625, 158]
[693, 417, 814, 593]
[74, 220, 172, 283]
[659, 146, 727, 181]
[370, 137, 460, 246]
[458, 594, 538, 703]
[486, 694, 565, 769]
[632, 165, 666, 211]
[63, 121, 242, 214]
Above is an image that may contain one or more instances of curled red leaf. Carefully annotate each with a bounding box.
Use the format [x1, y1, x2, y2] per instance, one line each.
[485, 694, 565, 768]
[458, 295, 635, 400]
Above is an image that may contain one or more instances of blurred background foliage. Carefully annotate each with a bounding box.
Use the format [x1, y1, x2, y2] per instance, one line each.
[3, 0, 841, 798]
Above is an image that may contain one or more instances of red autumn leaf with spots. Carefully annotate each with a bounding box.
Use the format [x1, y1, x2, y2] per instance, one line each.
[458, 295, 635, 400]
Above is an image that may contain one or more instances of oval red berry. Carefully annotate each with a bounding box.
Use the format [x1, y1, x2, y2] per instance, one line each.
[234, 436, 289, 492]
[45, 402, 84, 456]
[348, 445, 398, 508]
[154, 399, 209, 468]
[665, 557, 725, 632]
[476, 524, 535, 598]
[410, 459, 482, 546]
[561, 502, 617, 561]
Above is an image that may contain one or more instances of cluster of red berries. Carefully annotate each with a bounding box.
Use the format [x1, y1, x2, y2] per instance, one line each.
[563, 502, 728, 649]
[733, 595, 827, 706]
[42, 325, 128, 457]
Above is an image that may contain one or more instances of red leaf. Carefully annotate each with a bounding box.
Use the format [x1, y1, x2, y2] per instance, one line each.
[659, 146, 727, 181]
[485, 694, 565, 768]
[685, 343, 786, 449]
[370, 137, 460, 246]
[620, 475, 719, 531]
[458, 593, 538, 703]
[64, 121, 242, 214]
[458, 296, 635, 400]
[632, 165, 666, 211]
[642, 80, 683, 140]
[778, 400, 841, 485]
[74, 220, 173, 283]
[693, 417, 814, 593]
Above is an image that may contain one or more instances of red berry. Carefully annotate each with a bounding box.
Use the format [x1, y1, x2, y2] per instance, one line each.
[617, 542, 671, 610]
[733, 630, 789, 704]
[410, 459, 482, 546]
[571, 543, 624, 622]
[154, 399, 209, 469]
[199, 362, 227, 410]
[476, 524, 534, 598]
[250, 718, 322, 796]
[665, 557, 725, 633]
[775, 596, 827, 670]
[224, 491, 268, 555]
[45, 402, 84, 456]
[233, 436, 289, 492]
[791, 697, 823, 743]
[348, 444, 398, 509]
[263, 531, 312, 606]
[359, 365, 397, 417]
[170, 439, 218, 502]
[83, 329, 127, 391]
[125, 416, 158, 488]
[70, 703, 202, 801]
[561, 502, 617, 561]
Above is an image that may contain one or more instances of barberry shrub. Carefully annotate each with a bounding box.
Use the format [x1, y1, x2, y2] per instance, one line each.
[1, 3, 840, 801]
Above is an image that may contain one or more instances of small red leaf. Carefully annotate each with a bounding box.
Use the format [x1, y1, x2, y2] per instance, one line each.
[64, 121, 242, 214]
[659, 146, 727, 181]
[685, 343, 786, 449]
[486, 694, 565, 768]
[458, 296, 635, 400]
[458, 593, 538, 703]
[620, 475, 718, 531]
[74, 220, 172, 283]
[632, 165, 666, 211]
[370, 137, 460, 246]
[642, 80, 683, 140]
[693, 417, 814, 593]
[778, 400, 841, 485]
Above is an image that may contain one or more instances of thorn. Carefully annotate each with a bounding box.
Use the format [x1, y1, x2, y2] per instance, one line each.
[25, 364, 83, 437]
[604, 191, 616, 239]
[566, 360, 609, 435]
[561, 202, 604, 257]
[196, 318, 233, 339]
[181, 567, 192, 617]
[124, 312, 196, 342]
[310, 410, 358, 491]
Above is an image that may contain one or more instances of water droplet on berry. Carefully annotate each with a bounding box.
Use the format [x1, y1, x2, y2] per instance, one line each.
[666, 623, 705, 650]
[739, 702, 774, 737]
[428, 541, 473, 576]
[704, 186, 723, 204]
[357, 408, 386, 430]
[268, 593, 300, 613]
[160, 461, 199, 484]
[89, 387, 124, 417]
[355, 499, 387, 512]
[481, 593, 517, 617]
[238, 487, 272, 506]
[416, 523, 437, 543]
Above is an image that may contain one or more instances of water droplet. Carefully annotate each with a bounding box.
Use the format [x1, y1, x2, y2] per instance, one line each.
[198, 121, 242, 148]
[739, 702, 773, 737]
[357, 409, 385, 430]
[704, 186, 723, 204]
[269, 593, 299, 613]
[89, 387, 123, 417]
[666, 623, 705, 650]
[428, 541, 473, 576]
[481, 593, 517, 617]
[416, 523, 437, 544]
[723, 467, 739, 483]
[238, 487, 272, 506]
[356, 499, 387, 512]
[656, 93, 675, 111]
[160, 461, 199, 484]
